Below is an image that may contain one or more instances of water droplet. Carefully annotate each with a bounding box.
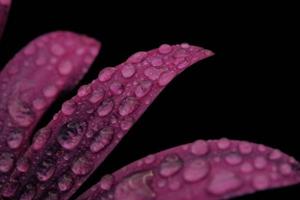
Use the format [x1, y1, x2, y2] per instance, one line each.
[252, 174, 270, 190]
[7, 129, 24, 149]
[217, 138, 231, 150]
[144, 67, 162, 80]
[144, 154, 156, 165]
[240, 162, 254, 173]
[127, 51, 148, 63]
[32, 98, 47, 110]
[158, 44, 172, 54]
[32, 128, 51, 150]
[207, 170, 242, 195]
[19, 185, 36, 200]
[254, 156, 267, 169]
[279, 163, 292, 175]
[0, 152, 14, 173]
[225, 153, 243, 165]
[71, 156, 93, 175]
[190, 140, 209, 156]
[120, 117, 134, 131]
[97, 99, 114, 117]
[134, 80, 152, 98]
[158, 71, 176, 86]
[77, 85, 92, 97]
[8, 100, 35, 127]
[36, 157, 56, 181]
[159, 154, 183, 177]
[121, 64, 136, 78]
[183, 158, 210, 182]
[181, 43, 190, 49]
[118, 97, 138, 116]
[269, 149, 282, 160]
[57, 121, 87, 150]
[16, 157, 30, 172]
[89, 88, 105, 103]
[98, 67, 115, 82]
[150, 57, 163, 67]
[109, 81, 124, 95]
[90, 127, 114, 153]
[43, 85, 58, 98]
[99, 174, 114, 190]
[61, 100, 77, 115]
[238, 142, 253, 154]
[58, 60, 73, 75]
[51, 43, 65, 56]
[58, 174, 73, 192]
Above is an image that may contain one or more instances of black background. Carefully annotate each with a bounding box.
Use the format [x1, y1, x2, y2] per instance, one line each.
[0, 0, 298, 199]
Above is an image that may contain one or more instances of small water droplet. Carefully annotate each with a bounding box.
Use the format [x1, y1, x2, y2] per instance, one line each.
[109, 81, 124, 95]
[61, 100, 76, 115]
[135, 80, 152, 98]
[252, 174, 270, 190]
[279, 163, 292, 175]
[158, 71, 176, 86]
[7, 129, 24, 149]
[190, 140, 209, 156]
[97, 99, 114, 117]
[254, 156, 267, 169]
[225, 153, 243, 165]
[51, 43, 65, 56]
[269, 149, 282, 160]
[8, 100, 35, 127]
[71, 156, 93, 175]
[158, 44, 172, 54]
[32, 128, 51, 150]
[32, 98, 47, 110]
[0, 152, 14, 173]
[36, 158, 56, 181]
[43, 85, 58, 98]
[16, 157, 30, 172]
[99, 174, 114, 190]
[238, 142, 253, 154]
[90, 127, 114, 153]
[120, 117, 134, 131]
[127, 51, 148, 63]
[144, 67, 162, 81]
[150, 57, 163, 67]
[58, 174, 73, 192]
[98, 67, 115, 82]
[240, 162, 254, 173]
[58, 60, 73, 75]
[57, 121, 87, 150]
[217, 138, 231, 150]
[144, 154, 156, 165]
[118, 97, 138, 116]
[89, 87, 105, 103]
[159, 154, 183, 177]
[121, 64, 136, 78]
[77, 85, 92, 97]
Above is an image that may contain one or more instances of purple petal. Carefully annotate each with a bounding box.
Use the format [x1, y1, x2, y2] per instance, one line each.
[0, 31, 100, 188]
[2, 43, 213, 199]
[77, 139, 300, 200]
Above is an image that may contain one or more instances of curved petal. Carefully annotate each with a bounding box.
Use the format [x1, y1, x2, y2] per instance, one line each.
[0, 31, 100, 188]
[2, 43, 213, 199]
[0, 0, 11, 39]
[77, 139, 300, 200]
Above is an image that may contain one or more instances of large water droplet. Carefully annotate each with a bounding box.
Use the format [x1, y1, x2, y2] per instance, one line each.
[0, 152, 14, 173]
[97, 99, 114, 117]
[57, 121, 87, 150]
[134, 80, 152, 98]
[8, 99, 35, 127]
[6, 129, 24, 149]
[183, 158, 210, 182]
[90, 127, 114, 153]
[71, 156, 93, 175]
[36, 157, 56, 181]
[118, 97, 138, 116]
[159, 154, 183, 177]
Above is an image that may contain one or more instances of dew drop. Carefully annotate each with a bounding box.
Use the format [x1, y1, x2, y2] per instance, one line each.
[58, 174, 73, 192]
[61, 100, 77, 115]
[32, 98, 47, 110]
[127, 51, 148, 63]
[8, 100, 35, 127]
[224, 153, 243, 165]
[183, 158, 210, 182]
[58, 60, 73, 75]
[36, 158, 56, 181]
[77, 85, 92, 97]
[89, 88, 105, 103]
[217, 138, 231, 150]
[240, 162, 254, 173]
[121, 64, 136, 78]
[207, 170, 243, 195]
[109, 81, 124, 95]
[32, 128, 51, 150]
[0, 152, 14, 173]
[158, 44, 172, 54]
[51, 43, 65, 56]
[254, 156, 267, 169]
[97, 99, 114, 117]
[144, 67, 162, 81]
[144, 154, 156, 165]
[150, 57, 163, 67]
[134, 80, 152, 98]
[238, 142, 253, 154]
[43, 85, 58, 98]
[279, 163, 292, 175]
[99, 174, 114, 190]
[90, 127, 114, 153]
[57, 121, 87, 150]
[158, 71, 176, 86]
[6, 129, 24, 149]
[118, 97, 138, 116]
[159, 154, 183, 177]
[120, 117, 134, 131]
[252, 174, 270, 190]
[71, 156, 93, 175]
[190, 140, 209, 156]
[16, 157, 30, 172]
[269, 149, 282, 160]
[98, 67, 115, 82]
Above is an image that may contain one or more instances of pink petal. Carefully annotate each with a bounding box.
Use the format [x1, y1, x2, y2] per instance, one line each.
[3, 43, 213, 199]
[0, 31, 100, 188]
[77, 139, 300, 200]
